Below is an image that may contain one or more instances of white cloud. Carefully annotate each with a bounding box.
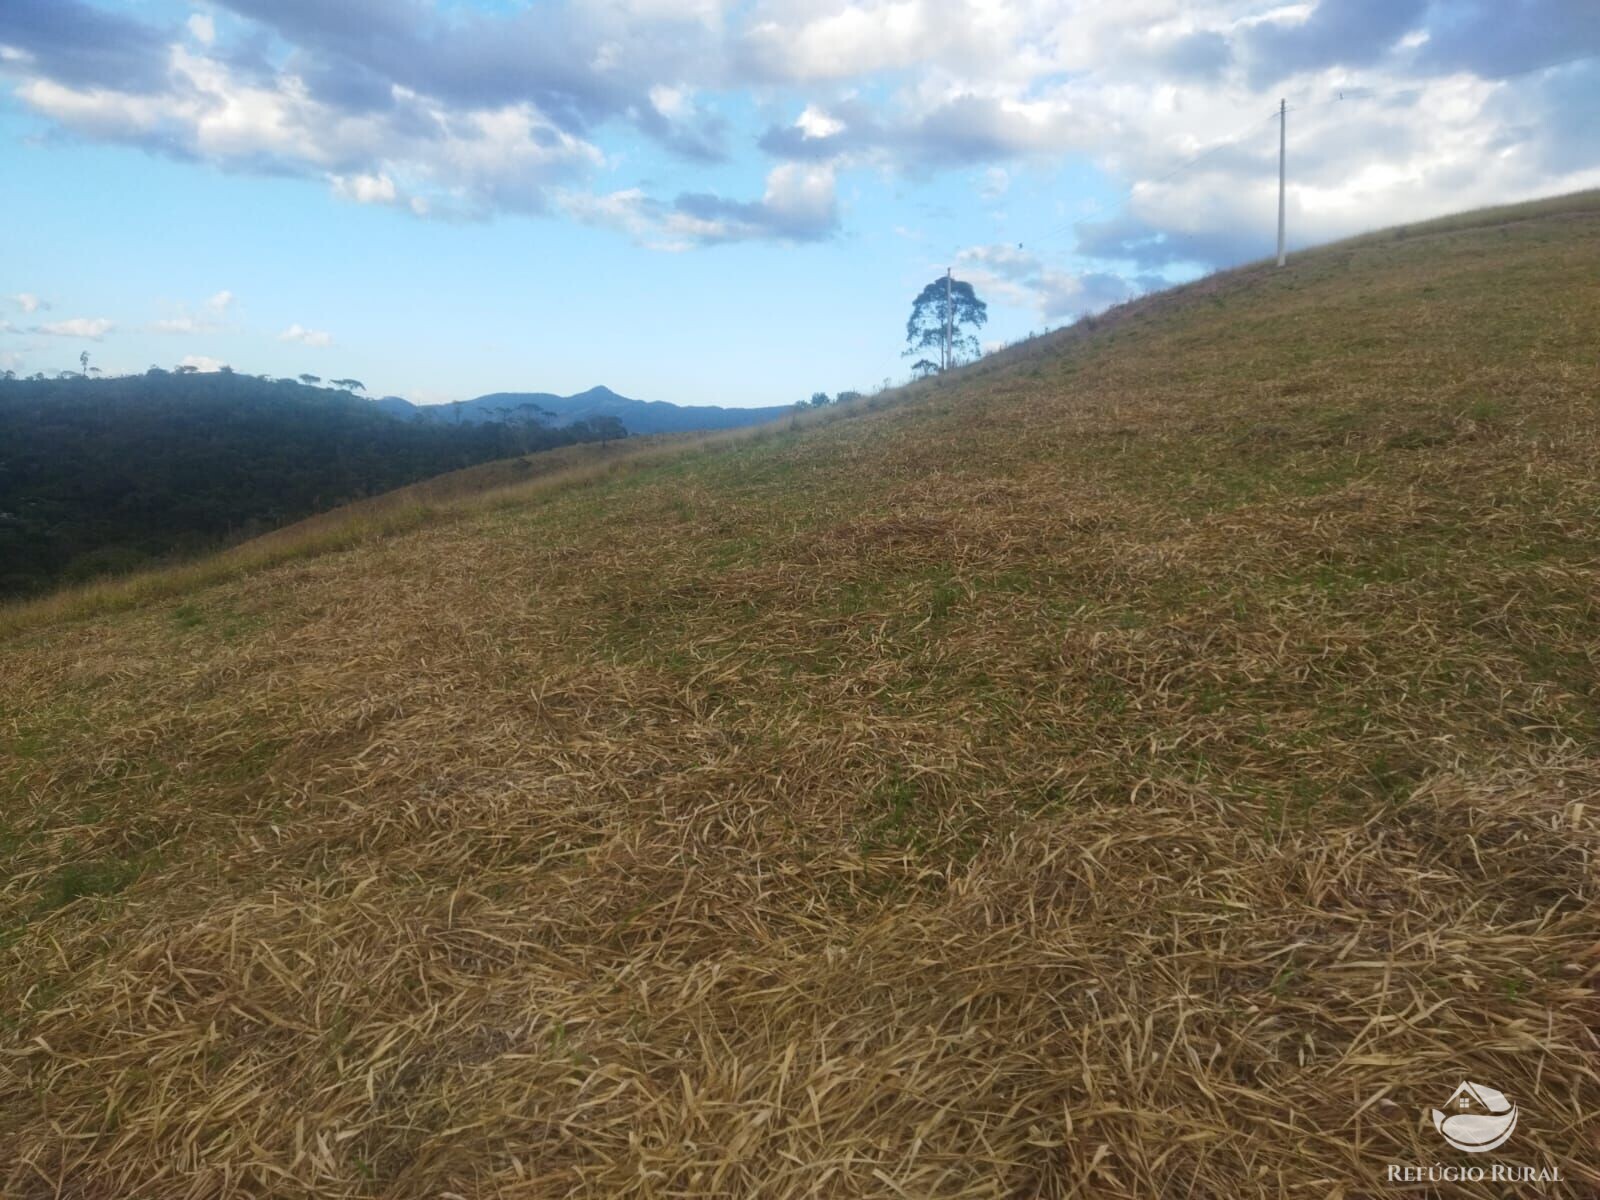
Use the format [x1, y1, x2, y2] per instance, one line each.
[14, 293, 47, 314]
[179, 354, 227, 372]
[958, 243, 1140, 320]
[796, 105, 844, 139]
[14, 46, 605, 221]
[763, 162, 837, 223]
[2, 0, 1596, 263]
[37, 317, 115, 340]
[559, 187, 666, 246]
[743, 2, 948, 82]
[564, 162, 840, 248]
[649, 85, 691, 120]
[740, 3, 1600, 265]
[279, 323, 333, 347]
[330, 172, 399, 206]
[206, 289, 233, 312]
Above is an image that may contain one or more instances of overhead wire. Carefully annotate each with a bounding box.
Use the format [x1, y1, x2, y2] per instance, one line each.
[975, 48, 1599, 263]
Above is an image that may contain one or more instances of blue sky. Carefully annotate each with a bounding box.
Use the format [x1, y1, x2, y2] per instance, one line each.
[1, 0, 1596, 406]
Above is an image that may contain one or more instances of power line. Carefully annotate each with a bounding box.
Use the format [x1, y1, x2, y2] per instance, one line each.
[986, 47, 1600, 263]
[1276, 98, 1287, 268]
[924, 45, 1599, 373]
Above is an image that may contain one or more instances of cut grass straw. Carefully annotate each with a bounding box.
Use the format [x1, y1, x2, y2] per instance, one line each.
[3, 191, 1600, 1197]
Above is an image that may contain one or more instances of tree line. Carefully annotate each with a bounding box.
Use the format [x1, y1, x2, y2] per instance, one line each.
[0, 369, 626, 598]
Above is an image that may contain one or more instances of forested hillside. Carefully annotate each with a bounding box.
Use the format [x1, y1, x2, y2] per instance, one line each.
[0, 371, 624, 597]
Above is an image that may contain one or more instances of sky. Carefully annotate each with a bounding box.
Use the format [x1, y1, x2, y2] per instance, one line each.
[1, 0, 1597, 407]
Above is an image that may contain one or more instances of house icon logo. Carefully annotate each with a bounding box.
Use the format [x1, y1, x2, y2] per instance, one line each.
[1432, 1081, 1518, 1153]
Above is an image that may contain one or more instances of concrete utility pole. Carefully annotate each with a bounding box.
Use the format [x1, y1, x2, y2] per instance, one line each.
[1276, 98, 1287, 268]
[943, 268, 953, 371]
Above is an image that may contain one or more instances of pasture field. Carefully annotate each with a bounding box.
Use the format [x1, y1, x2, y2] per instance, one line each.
[3, 193, 1600, 1196]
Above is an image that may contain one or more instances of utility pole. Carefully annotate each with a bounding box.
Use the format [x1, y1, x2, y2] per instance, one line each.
[943, 267, 953, 371]
[1276, 98, 1287, 268]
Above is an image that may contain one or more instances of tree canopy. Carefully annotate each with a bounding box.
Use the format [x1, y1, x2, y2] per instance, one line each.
[0, 372, 629, 598]
[904, 276, 987, 372]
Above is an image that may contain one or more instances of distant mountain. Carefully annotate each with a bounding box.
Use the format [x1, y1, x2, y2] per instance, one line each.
[377, 385, 793, 435]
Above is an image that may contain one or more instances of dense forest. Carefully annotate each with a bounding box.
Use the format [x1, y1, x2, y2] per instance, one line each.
[0, 370, 625, 598]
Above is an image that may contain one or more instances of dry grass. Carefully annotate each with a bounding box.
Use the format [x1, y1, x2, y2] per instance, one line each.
[0, 396, 896, 642]
[0, 428, 773, 638]
[3, 192, 1600, 1197]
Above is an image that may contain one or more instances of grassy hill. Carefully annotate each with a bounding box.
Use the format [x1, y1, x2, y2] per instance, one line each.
[4, 192, 1600, 1196]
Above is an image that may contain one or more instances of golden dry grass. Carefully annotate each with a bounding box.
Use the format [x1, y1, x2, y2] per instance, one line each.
[3, 192, 1600, 1197]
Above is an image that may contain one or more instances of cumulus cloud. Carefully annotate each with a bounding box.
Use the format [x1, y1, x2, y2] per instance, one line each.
[0, 0, 1596, 260]
[559, 187, 665, 245]
[0, 0, 728, 219]
[8, 42, 608, 220]
[743, 1, 1599, 265]
[737, 0, 1039, 83]
[186, 12, 216, 46]
[1070, 64, 1600, 268]
[1241, 0, 1431, 86]
[957, 244, 1150, 320]
[1415, 0, 1600, 77]
[0, 0, 170, 92]
[206, 290, 234, 312]
[179, 354, 228, 372]
[673, 163, 840, 244]
[327, 170, 431, 216]
[564, 163, 840, 248]
[330, 171, 399, 206]
[36, 317, 114, 339]
[13, 293, 47, 313]
[279, 323, 333, 347]
[757, 93, 1091, 169]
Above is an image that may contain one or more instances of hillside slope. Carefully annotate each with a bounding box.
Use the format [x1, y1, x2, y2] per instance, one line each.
[4, 193, 1600, 1197]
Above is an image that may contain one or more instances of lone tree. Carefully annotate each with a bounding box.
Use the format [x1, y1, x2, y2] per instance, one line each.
[330, 378, 366, 392]
[904, 273, 987, 372]
[299, 373, 322, 386]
